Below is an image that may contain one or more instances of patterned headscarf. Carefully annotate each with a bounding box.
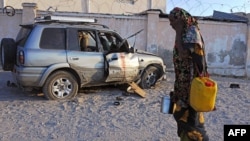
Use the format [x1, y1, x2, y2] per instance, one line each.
[170, 7, 203, 47]
[169, 7, 199, 31]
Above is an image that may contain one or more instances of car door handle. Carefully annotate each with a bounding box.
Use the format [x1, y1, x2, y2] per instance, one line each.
[70, 57, 79, 60]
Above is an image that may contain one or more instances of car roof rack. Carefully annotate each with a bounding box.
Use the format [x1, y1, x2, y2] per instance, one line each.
[35, 15, 97, 23]
[34, 15, 110, 29]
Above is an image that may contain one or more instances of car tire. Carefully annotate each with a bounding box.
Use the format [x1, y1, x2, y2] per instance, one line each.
[139, 66, 160, 89]
[43, 71, 79, 100]
[0, 38, 16, 71]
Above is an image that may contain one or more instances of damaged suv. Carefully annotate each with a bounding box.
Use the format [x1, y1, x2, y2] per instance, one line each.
[0, 16, 166, 100]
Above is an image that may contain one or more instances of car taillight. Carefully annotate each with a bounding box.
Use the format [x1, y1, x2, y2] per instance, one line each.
[19, 51, 24, 64]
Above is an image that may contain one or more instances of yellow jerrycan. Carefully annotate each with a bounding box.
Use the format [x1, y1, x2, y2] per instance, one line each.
[190, 77, 217, 112]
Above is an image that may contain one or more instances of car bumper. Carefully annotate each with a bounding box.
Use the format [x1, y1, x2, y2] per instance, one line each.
[12, 65, 46, 87]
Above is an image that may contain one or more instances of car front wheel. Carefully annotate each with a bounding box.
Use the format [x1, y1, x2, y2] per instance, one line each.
[139, 66, 160, 89]
[43, 71, 78, 100]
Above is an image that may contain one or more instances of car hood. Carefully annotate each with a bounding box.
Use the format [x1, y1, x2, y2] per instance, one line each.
[135, 49, 157, 56]
[135, 49, 165, 66]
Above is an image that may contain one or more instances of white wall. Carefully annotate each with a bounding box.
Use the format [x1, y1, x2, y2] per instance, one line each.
[0, 10, 22, 39]
[1, 3, 250, 78]
[0, 0, 166, 14]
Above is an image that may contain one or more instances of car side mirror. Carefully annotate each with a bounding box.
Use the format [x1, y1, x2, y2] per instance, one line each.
[129, 47, 134, 53]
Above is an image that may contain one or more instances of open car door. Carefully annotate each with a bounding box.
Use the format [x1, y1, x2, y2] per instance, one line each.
[105, 52, 139, 82]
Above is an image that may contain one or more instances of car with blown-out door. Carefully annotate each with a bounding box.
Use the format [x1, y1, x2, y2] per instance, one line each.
[0, 16, 166, 100]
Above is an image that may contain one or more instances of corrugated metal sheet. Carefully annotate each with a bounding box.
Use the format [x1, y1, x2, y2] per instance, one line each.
[212, 10, 248, 23]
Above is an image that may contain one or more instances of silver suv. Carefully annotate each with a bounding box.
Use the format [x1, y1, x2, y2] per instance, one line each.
[1, 16, 166, 100]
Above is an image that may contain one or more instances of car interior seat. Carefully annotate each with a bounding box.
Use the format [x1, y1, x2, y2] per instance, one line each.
[78, 32, 91, 51]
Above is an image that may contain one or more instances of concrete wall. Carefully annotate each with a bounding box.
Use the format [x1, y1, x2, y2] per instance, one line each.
[1, 3, 250, 78]
[0, 0, 82, 12]
[87, 0, 166, 14]
[200, 21, 248, 77]
[0, 10, 22, 39]
[0, 0, 166, 14]
[142, 11, 249, 78]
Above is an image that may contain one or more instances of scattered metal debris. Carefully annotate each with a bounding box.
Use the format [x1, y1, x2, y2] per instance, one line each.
[229, 83, 240, 88]
[7, 80, 17, 87]
[116, 96, 123, 101]
[122, 92, 131, 96]
[113, 101, 121, 106]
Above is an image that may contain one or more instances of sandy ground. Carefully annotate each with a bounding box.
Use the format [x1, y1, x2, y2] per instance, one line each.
[0, 69, 250, 141]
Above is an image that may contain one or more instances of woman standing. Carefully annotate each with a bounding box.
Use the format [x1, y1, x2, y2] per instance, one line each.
[169, 7, 209, 141]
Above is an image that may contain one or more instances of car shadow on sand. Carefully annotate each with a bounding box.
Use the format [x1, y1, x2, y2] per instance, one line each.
[0, 71, 47, 101]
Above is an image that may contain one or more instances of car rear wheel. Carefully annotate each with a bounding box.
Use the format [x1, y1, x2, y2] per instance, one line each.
[139, 66, 160, 89]
[43, 71, 79, 100]
[0, 38, 16, 71]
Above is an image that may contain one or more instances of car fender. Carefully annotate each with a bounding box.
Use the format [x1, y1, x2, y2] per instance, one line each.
[38, 63, 71, 86]
[138, 56, 165, 71]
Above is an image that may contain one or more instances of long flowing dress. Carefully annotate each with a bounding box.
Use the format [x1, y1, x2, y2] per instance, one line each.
[172, 25, 209, 141]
